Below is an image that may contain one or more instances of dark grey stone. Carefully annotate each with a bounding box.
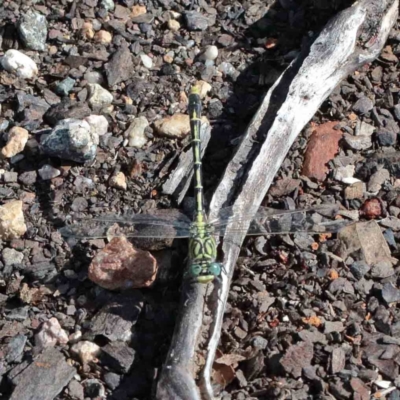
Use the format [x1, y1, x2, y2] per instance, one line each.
[382, 283, 400, 304]
[104, 372, 121, 390]
[10, 348, 76, 400]
[350, 261, 370, 280]
[377, 129, 397, 146]
[353, 96, 374, 114]
[105, 46, 134, 87]
[101, 341, 136, 373]
[184, 11, 210, 31]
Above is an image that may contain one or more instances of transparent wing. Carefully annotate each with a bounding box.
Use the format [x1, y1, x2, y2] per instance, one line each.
[209, 204, 351, 236]
[59, 210, 192, 240]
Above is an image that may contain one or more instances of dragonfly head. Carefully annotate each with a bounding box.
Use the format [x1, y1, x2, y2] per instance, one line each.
[188, 262, 222, 283]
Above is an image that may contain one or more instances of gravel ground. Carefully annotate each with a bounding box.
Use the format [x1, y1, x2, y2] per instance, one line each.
[1, 0, 400, 399]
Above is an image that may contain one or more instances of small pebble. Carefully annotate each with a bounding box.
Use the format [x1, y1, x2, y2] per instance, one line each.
[203, 45, 218, 61]
[140, 54, 153, 69]
[100, 0, 115, 11]
[1, 127, 29, 158]
[81, 22, 95, 39]
[70, 341, 101, 364]
[168, 20, 180, 31]
[55, 77, 76, 97]
[125, 116, 149, 148]
[94, 30, 112, 44]
[38, 165, 61, 180]
[1, 50, 38, 79]
[87, 83, 113, 109]
[109, 172, 127, 190]
[195, 80, 212, 99]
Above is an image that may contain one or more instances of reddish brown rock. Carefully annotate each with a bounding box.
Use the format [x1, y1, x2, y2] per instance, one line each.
[350, 378, 369, 400]
[88, 237, 157, 290]
[302, 121, 343, 181]
[360, 198, 383, 219]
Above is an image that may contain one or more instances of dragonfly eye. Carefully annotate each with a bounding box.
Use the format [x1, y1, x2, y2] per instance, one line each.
[208, 262, 221, 277]
[190, 264, 202, 276]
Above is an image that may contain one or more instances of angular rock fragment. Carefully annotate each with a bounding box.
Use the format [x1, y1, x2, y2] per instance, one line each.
[9, 348, 76, 400]
[89, 295, 143, 342]
[337, 221, 395, 266]
[105, 46, 134, 86]
[100, 341, 136, 373]
[44, 100, 92, 126]
[280, 341, 313, 378]
[331, 347, 345, 374]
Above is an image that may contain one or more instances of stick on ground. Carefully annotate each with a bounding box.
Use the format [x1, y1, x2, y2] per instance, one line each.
[156, 1, 398, 399]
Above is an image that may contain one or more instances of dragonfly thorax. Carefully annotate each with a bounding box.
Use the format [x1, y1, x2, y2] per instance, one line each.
[188, 228, 221, 283]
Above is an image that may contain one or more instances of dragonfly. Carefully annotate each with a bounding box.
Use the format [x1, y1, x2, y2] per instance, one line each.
[60, 86, 350, 283]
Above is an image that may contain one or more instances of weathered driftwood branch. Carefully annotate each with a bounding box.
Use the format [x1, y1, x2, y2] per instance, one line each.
[157, 0, 398, 399]
[162, 122, 211, 204]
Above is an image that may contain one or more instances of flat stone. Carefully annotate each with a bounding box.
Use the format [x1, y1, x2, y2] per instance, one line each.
[68, 380, 84, 400]
[324, 321, 345, 334]
[105, 46, 134, 87]
[280, 341, 313, 378]
[44, 99, 92, 127]
[331, 347, 345, 374]
[298, 329, 327, 344]
[350, 378, 369, 400]
[344, 182, 366, 200]
[377, 129, 397, 146]
[302, 121, 342, 181]
[337, 221, 394, 266]
[343, 133, 372, 150]
[89, 294, 143, 342]
[368, 167, 390, 193]
[370, 261, 395, 278]
[104, 372, 121, 390]
[9, 347, 76, 400]
[270, 178, 301, 197]
[353, 96, 374, 114]
[382, 283, 400, 304]
[184, 11, 210, 30]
